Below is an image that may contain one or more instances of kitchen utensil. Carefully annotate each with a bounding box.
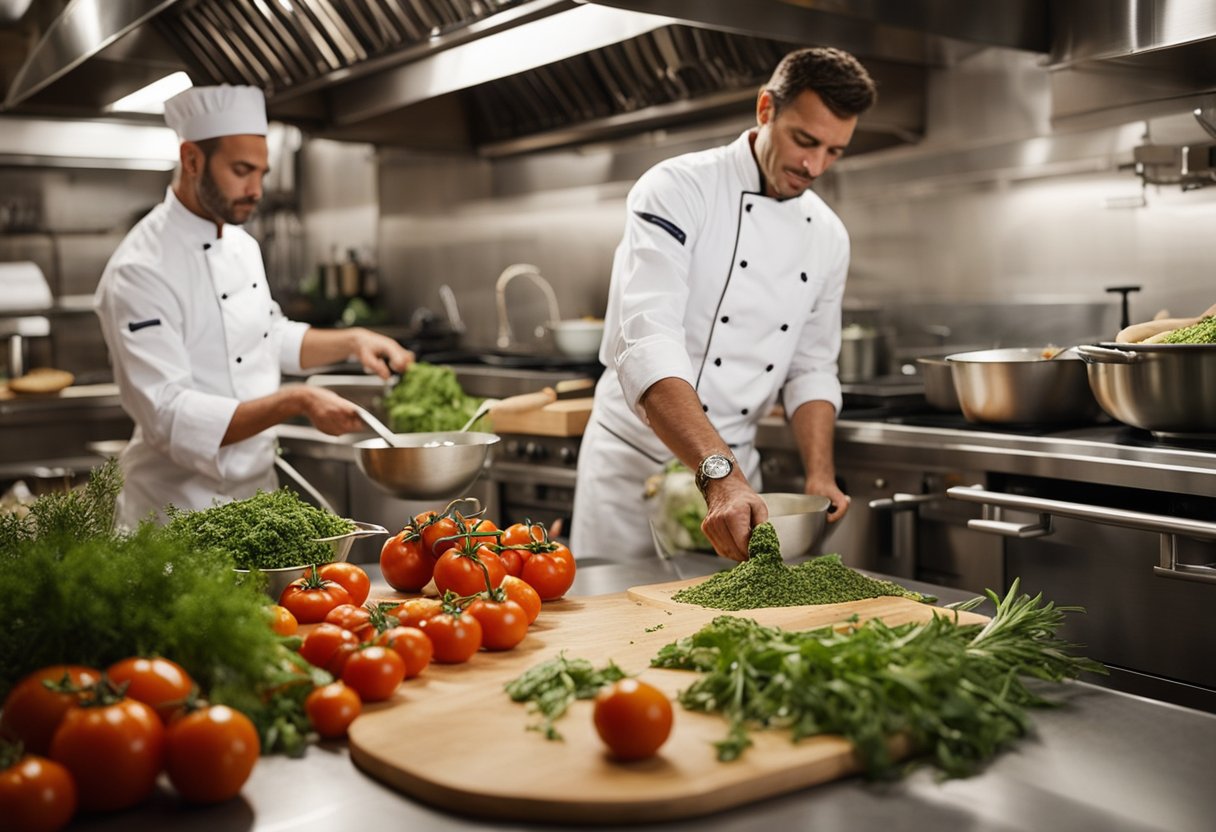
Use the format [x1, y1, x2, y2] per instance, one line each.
[459, 387, 558, 432]
[916, 357, 961, 412]
[947, 347, 1101, 425]
[353, 404, 405, 448]
[838, 324, 881, 383]
[763, 492, 831, 558]
[1076, 342, 1216, 435]
[354, 431, 500, 500]
[549, 319, 604, 359]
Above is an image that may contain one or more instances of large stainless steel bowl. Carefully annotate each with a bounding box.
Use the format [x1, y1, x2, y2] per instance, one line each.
[233, 520, 388, 599]
[916, 357, 961, 412]
[947, 347, 1101, 425]
[763, 492, 831, 558]
[354, 431, 500, 500]
[1076, 343, 1216, 435]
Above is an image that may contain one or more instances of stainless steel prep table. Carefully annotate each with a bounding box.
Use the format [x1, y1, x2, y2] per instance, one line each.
[66, 556, 1216, 832]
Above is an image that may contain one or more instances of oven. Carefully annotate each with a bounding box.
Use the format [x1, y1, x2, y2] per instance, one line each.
[484, 433, 581, 537]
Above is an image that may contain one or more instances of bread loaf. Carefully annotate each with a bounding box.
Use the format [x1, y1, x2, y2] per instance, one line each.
[8, 367, 75, 394]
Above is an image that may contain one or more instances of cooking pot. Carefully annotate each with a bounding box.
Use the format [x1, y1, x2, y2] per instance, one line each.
[916, 357, 960, 412]
[947, 347, 1101, 425]
[1076, 343, 1216, 435]
[838, 324, 881, 383]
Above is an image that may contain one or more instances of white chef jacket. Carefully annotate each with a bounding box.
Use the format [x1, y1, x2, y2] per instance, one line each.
[94, 188, 309, 527]
[572, 130, 849, 560]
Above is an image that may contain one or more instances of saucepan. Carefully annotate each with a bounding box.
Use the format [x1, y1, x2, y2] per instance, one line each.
[946, 347, 1101, 425]
[1076, 343, 1216, 435]
[916, 357, 960, 412]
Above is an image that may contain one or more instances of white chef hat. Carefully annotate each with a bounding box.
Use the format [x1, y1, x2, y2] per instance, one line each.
[163, 85, 267, 142]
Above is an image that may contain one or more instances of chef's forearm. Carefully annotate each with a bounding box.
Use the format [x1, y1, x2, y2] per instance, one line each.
[639, 377, 736, 470]
[298, 328, 359, 369]
[222, 387, 306, 446]
[789, 400, 837, 485]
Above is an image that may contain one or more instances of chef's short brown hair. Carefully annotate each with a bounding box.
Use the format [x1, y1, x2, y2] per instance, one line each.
[765, 47, 877, 118]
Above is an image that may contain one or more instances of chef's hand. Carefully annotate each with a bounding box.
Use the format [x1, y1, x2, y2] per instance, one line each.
[348, 328, 414, 379]
[808, 476, 851, 523]
[299, 387, 366, 436]
[700, 475, 768, 562]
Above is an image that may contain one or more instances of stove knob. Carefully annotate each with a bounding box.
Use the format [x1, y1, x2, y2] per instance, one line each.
[525, 442, 547, 461]
[558, 446, 576, 464]
[505, 440, 521, 458]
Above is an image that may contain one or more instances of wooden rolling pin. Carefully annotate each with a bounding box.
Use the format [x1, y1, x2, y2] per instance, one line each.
[1116, 302, 1216, 343]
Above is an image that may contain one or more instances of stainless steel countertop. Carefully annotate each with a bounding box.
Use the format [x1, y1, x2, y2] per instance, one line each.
[69, 556, 1216, 832]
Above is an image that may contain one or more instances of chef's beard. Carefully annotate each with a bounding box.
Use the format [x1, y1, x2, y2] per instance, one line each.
[197, 163, 259, 226]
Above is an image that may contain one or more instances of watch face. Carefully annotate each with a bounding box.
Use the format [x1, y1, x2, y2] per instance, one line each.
[702, 455, 732, 479]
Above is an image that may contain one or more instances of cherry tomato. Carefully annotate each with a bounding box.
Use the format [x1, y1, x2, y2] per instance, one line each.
[465, 598, 528, 651]
[0, 665, 100, 755]
[388, 597, 443, 628]
[501, 521, 545, 547]
[279, 570, 354, 624]
[318, 562, 370, 606]
[496, 547, 525, 578]
[106, 656, 195, 723]
[268, 604, 298, 636]
[380, 527, 434, 592]
[521, 547, 576, 600]
[433, 546, 506, 597]
[299, 623, 360, 674]
[500, 576, 542, 625]
[324, 604, 375, 642]
[374, 626, 433, 679]
[416, 613, 482, 664]
[305, 682, 362, 739]
[341, 647, 406, 702]
[592, 678, 674, 761]
[165, 705, 259, 804]
[0, 753, 76, 832]
[50, 697, 165, 812]
[415, 511, 460, 557]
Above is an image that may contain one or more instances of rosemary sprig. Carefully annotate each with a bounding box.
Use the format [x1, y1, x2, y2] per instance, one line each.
[504, 653, 627, 740]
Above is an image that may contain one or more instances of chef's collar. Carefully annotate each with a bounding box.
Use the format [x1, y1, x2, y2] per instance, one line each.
[163, 186, 224, 248]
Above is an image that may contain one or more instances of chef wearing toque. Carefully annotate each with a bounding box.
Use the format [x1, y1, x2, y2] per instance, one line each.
[95, 84, 412, 527]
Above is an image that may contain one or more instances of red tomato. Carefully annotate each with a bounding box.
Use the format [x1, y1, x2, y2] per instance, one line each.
[268, 604, 298, 636]
[0, 753, 76, 832]
[374, 626, 433, 678]
[501, 521, 545, 547]
[49, 697, 165, 812]
[388, 597, 443, 628]
[380, 528, 435, 592]
[0, 665, 100, 755]
[500, 576, 542, 625]
[324, 604, 375, 642]
[299, 623, 360, 674]
[520, 547, 576, 600]
[465, 598, 528, 651]
[279, 571, 354, 624]
[341, 647, 406, 702]
[106, 656, 195, 724]
[461, 517, 499, 550]
[416, 613, 482, 664]
[165, 705, 260, 804]
[496, 547, 525, 578]
[433, 546, 506, 597]
[592, 679, 674, 761]
[305, 682, 362, 739]
[415, 511, 460, 557]
[318, 562, 371, 606]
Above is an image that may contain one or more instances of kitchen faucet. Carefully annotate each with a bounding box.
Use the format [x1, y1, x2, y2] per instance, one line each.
[495, 263, 561, 350]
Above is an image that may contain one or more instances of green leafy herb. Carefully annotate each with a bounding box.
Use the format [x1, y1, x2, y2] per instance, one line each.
[1159, 315, 1216, 344]
[505, 653, 627, 740]
[383, 362, 485, 433]
[652, 580, 1104, 777]
[0, 457, 121, 549]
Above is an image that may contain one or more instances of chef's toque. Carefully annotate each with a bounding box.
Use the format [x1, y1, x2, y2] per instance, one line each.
[164, 85, 268, 142]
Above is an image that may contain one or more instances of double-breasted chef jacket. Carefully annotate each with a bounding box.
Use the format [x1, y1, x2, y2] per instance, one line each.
[572, 129, 849, 560]
[95, 187, 309, 528]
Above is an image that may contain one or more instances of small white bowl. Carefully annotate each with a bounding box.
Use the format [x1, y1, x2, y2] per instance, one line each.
[551, 319, 604, 359]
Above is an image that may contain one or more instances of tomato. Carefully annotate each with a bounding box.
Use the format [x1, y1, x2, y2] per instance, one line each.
[380, 527, 435, 592]
[415, 511, 460, 557]
[299, 623, 360, 674]
[520, 547, 576, 600]
[500, 575, 542, 625]
[269, 604, 298, 636]
[164, 705, 259, 804]
[0, 753, 76, 832]
[433, 546, 506, 597]
[324, 604, 375, 642]
[462, 517, 499, 550]
[106, 656, 195, 723]
[279, 570, 354, 624]
[0, 665, 100, 755]
[305, 682, 362, 739]
[501, 521, 545, 547]
[341, 647, 406, 702]
[416, 613, 482, 664]
[49, 697, 165, 812]
[465, 598, 528, 651]
[374, 627, 433, 678]
[592, 679, 674, 761]
[318, 562, 371, 606]
[496, 547, 525, 578]
[388, 597, 443, 628]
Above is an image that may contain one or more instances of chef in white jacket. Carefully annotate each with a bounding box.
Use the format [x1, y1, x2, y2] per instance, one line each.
[95, 85, 412, 527]
[572, 48, 876, 561]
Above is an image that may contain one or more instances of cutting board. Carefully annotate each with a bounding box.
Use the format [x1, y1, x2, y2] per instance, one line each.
[489, 397, 593, 436]
[347, 582, 987, 823]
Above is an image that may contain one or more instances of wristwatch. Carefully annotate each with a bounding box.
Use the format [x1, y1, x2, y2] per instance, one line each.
[695, 453, 735, 496]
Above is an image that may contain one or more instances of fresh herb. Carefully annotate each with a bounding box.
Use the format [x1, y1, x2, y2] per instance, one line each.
[1159, 315, 1216, 344]
[653, 580, 1103, 776]
[383, 362, 485, 433]
[164, 488, 353, 570]
[672, 522, 930, 610]
[505, 653, 627, 740]
[0, 457, 121, 549]
[645, 624, 665, 633]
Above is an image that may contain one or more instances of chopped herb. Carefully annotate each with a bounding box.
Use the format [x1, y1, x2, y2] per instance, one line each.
[505, 653, 627, 740]
[1159, 315, 1216, 344]
[644, 624, 665, 633]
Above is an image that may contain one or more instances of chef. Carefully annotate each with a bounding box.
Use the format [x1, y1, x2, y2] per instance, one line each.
[95, 84, 412, 527]
[572, 47, 876, 562]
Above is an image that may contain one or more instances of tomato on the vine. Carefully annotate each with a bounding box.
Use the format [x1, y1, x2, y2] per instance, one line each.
[0, 665, 100, 755]
[164, 705, 260, 804]
[105, 656, 195, 723]
[415, 511, 460, 557]
[305, 682, 362, 739]
[465, 597, 528, 651]
[416, 612, 482, 664]
[341, 647, 406, 702]
[433, 545, 506, 597]
[318, 562, 371, 606]
[374, 627, 433, 678]
[49, 695, 165, 812]
[380, 526, 434, 592]
[299, 623, 360, 674]
[0, 751, 76, 832]
[501, 521, 545, 547]
[461, 517, 499, 550]
[279, 569, 354, 624]
[592, 678, 674, 761]
[268, 604, 298, 636]
[388, 597, 443, 628]
[500, 575, 542, 624]
[520, 543, 576, 601]
[496, 547, 525, 578]
[324, 604, 375, 642]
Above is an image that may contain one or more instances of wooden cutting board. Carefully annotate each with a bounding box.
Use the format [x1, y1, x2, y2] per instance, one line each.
[347, 583, 987, 823]
[488, 397, 593, 436]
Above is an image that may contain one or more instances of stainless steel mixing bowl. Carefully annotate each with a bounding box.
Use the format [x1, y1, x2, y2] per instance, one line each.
[354, 431, 500, 500]
[762, 492, 831, 558]
[947, 347, 1101, 425]
[1077, 343, 1216, 435]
